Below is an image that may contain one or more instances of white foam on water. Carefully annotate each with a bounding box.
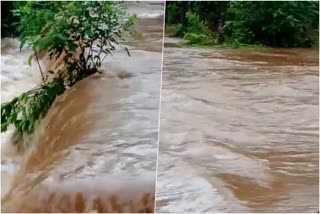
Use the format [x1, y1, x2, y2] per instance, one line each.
[136, 13, 163, 19]
[1, 38, 42, 196]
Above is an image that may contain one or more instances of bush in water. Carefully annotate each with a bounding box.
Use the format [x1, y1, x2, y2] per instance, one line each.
[1, 1, 135, 134]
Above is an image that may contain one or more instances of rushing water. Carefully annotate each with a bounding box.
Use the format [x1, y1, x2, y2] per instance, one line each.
[156, 39, 319, 212]
[1, 2, 164, 212]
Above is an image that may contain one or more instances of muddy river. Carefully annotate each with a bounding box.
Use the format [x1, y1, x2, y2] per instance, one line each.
[1, 2, 164, 212]
[1, 2, 319, 212]
[156, 40, 319, 212]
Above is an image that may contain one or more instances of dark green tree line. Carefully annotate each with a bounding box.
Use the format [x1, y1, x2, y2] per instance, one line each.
[166, 1, 319, 48]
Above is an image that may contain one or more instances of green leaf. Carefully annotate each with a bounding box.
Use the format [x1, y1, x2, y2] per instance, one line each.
[27, 54, 33, 66]
[55, 33, 67, 42]
[22, 108, 27, 119]
[1, 122, 9, 132]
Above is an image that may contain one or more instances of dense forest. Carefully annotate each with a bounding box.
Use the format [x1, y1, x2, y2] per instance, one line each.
[166, 1, 319, 48]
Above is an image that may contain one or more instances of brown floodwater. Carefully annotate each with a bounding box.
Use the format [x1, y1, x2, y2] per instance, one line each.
[1, 2, 164, 212]
[156, 39, 319, 212]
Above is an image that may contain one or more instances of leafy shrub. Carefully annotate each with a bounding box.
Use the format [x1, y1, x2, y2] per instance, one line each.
[1, 1, 135, 134]
[14, 1, 135, 86]
[185, 11, 210, 35]
[183, 33, 214, 46]
[174, 24, 186, 37]
[181, 12, 216, 45]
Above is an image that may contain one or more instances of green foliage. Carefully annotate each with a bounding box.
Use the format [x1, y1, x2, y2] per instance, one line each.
[183, 33, 214, 46]
[182, 12, 216, 45]
[166, 1, 319, 48]
[167, 4, 226, 45]
[185, 11, 210, 35]
[13, 1, 135, 86]
[174, 24, 186, 37]
[1, 1, 135, 134]
[224, 1, 319, 47]
[165, 2, 187, 37]
[166, 3, 179, 25]
[1, 78, 65, 133]
[188, 1, 230, 32]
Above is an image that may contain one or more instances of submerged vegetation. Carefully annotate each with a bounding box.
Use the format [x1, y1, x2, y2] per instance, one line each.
[166, 1, 319, 48]
[1, 1, 135, 135]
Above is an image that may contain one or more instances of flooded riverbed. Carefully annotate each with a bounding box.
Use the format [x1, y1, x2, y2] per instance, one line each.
[156, 40, 319, 212]
[1, 2, 164, 212]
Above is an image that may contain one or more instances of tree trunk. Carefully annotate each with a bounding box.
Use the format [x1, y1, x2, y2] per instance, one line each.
[180, 1, 188, 28]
